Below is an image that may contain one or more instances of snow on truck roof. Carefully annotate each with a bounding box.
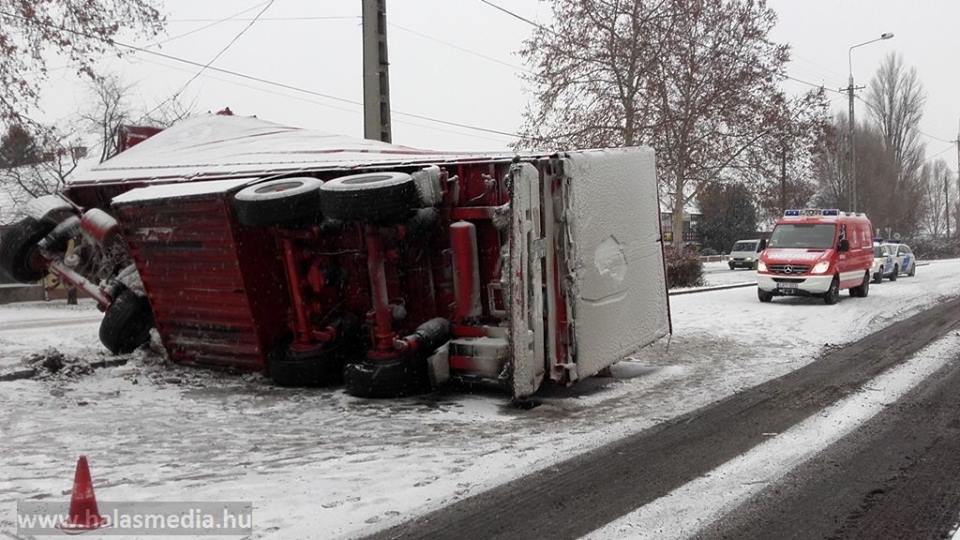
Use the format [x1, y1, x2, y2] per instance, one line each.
[69, 114, 521, 187]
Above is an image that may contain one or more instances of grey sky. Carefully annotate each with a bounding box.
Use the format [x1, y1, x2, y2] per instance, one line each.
[33, 0, 960, 169]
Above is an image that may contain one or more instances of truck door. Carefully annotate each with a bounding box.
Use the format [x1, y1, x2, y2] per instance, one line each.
[560, 149, 671, 380]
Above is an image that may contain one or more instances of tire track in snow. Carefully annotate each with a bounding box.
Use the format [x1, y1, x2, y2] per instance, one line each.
[364, 296, 960, 540]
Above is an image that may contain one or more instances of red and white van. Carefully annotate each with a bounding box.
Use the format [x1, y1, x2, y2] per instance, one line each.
[756, 209, 873, 304]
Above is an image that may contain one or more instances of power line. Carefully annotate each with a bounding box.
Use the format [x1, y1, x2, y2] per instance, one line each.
[167, 16, 359, 22]
[128, 55, 516, 144]
[389, 22, 533, 75]
[172, 1, 275, 99]
[477, 0, 549, 31]
[0, 9, 525, 140]
[477, 0, 842, 94]
[930, 143, 956, 159]
[148, 2, 273, 47]
[853, 95, 954, 144]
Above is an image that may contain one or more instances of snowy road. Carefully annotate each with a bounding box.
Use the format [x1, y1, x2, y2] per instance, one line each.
[1, 260, 959, 539]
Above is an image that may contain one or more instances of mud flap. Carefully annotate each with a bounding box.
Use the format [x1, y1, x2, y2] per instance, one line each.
[508, 162, 546, 398]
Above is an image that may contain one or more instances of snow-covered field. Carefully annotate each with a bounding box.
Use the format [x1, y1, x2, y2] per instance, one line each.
[1, 259, 959, 539]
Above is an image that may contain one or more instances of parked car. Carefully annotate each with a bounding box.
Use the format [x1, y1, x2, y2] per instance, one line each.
[871, 243, 896, 283]
[889, 242, 917, 277]
[728, 239, 761, 270]
[756, 209, 873, 305]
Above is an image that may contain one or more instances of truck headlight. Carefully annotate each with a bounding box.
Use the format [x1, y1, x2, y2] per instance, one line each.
[757, 261, 767, 272]
[811, 261, 830, 274]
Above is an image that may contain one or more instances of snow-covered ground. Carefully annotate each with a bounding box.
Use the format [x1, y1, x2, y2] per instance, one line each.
[700, 261, 757, 287]
[1, 260, 959, 539]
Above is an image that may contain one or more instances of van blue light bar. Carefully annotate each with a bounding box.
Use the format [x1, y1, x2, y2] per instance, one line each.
[784, 208, 842, 217]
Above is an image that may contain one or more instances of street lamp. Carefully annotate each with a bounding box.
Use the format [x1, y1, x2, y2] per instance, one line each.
[846, 32, 894, 213]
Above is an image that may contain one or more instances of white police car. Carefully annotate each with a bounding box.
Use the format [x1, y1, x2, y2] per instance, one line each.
[887, 242, 917, 277]
[872, 243, 896, 283]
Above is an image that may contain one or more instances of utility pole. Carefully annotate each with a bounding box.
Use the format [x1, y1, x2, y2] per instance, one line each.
[362, 0, 391, 143]
[845, 33, 894, 213]
[846, 74, 860, 212]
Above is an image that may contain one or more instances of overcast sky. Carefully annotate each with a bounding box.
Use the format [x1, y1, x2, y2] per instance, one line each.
[33, 0, 960, 170]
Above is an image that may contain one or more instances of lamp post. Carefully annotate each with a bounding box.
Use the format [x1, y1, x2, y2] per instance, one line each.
[846, 32, 894, 212]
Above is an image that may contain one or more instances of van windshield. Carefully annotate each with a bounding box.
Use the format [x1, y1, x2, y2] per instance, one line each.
[732, 241, 757, 252]
[769, 224, 836, 249]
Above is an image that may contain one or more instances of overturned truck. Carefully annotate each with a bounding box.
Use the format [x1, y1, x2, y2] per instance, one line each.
[0, 115, 671, 398]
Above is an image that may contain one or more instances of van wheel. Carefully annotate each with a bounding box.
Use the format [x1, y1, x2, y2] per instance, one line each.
[757, 289, 773, 303]
[850, 272, 870, 298]
[0, 216, 56, 283]
[873, 269, 883, 284]
[823, 276, 840, 305]
[889, 265, 898, 281]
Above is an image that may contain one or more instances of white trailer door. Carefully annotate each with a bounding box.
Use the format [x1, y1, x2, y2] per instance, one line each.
[562, 148, 670, 379]
[508, 162, 546, 398]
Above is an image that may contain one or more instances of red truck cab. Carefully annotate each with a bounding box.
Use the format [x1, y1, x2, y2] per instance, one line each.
[756, 209, 873, 304]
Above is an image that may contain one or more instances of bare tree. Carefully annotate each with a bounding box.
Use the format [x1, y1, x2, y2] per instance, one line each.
[919, 160, 952, 238]
[865, 52, 926, 234]
[740, 90, 829, 222]
[79, 75, 135, 163]
[519, 0, 804, 247]
[0, 0, 164, 124]
[0, 124, 85, 224]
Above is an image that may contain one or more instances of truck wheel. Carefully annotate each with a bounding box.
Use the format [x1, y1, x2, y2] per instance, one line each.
[823, 276, 840, 305]
[0, 216, 56, 283]
[850, 272, 870, 297]
[233, 177, 324, 227]
[757, 289, 773, 303]
[99, 289, 154, 354]
[268, 349, 341, 387]
[343, 355, 430, 398]
[319, 172, 418, 224]
[889, 265, 898, 281]
[873, 269, 883, 284]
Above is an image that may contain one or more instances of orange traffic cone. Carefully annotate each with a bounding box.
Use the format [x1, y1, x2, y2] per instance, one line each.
[59, 456, 105, 531]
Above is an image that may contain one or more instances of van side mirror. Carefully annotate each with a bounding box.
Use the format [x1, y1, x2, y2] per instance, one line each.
[838, 239, 850, 252]
[758, 238, 767, 251]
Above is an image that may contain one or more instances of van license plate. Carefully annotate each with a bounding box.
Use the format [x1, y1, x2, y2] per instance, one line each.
[778, 282, 798, 291]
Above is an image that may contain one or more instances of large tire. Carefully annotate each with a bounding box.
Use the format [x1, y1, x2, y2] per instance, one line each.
[233, 177, 324, 227]
[823, 276, 840, 305]
[343, 355, 430, 398]
[99, 289, 154, 354]
[320, 172, 418, 223]
[757, 289, 773, 303]
[889, 265, 898, 281]
[0, 216, 56, 283]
